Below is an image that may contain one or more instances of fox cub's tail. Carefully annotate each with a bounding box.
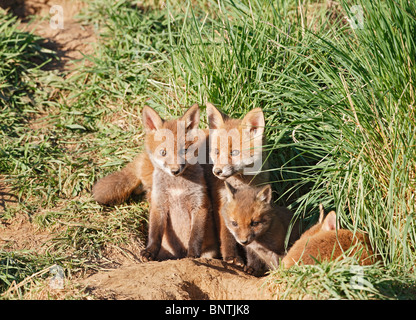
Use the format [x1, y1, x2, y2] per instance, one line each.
[92, 153, 153, 205]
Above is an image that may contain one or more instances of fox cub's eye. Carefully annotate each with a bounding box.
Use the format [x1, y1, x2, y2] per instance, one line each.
[214, 148, 220, 155]
[160, 148, 167, 156]
[231, 221, 238, 227]
[230, 150, 240, 156]
[250, 221, 260, 227]
[178, 148, 187, 156]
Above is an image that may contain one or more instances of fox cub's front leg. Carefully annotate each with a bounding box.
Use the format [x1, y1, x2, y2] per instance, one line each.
[221, 224, 244, 266]
[187, 202, 210, 258]
[244, 248, 266, 276]
[140, 206, 165, 261]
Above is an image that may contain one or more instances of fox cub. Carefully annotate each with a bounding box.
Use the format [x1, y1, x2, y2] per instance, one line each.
[140, 104, 218, 261]
[282, 205, 377, 268]
[95, 104, 217, 261]
[222, 182, 300, 275]
[206, 103, 270, 266]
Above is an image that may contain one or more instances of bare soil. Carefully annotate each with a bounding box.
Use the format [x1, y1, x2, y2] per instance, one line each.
[0, 213, 54, 253]
[1, 0, 97, 71]
[83, 258, 273, 300]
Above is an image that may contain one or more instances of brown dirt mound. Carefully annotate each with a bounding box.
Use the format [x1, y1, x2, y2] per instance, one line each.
[83, 258, 274, 300]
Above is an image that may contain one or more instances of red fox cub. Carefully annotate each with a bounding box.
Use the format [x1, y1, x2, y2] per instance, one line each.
[222, 182, 300, 275]
[92, 107, 208, 206]
[281, 205, 377, 268]
[137, 104, 218, 261]
[92, 106, 206, 205]
[206, 103, 270, 266]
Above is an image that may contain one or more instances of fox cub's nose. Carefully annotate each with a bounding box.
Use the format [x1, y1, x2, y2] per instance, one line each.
[213, 168, 222, 176]
[240, 239, 249, 245]
[170, 167, 181, 176]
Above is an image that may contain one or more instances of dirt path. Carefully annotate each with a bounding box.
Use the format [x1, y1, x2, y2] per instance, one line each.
[0, 0, 96, 245]
[5, 0, 97, 71]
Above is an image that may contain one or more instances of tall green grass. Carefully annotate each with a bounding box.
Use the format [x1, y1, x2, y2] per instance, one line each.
[267, 257, 416, 300]
[165, 0, 416, 272]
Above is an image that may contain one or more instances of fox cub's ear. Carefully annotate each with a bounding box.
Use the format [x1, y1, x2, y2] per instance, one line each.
[142, 106, 163, 132]
[321, 211, 339, 232]
[224, 181, 237, 202]
[181, 103, 200, 131]
[206, 102, 226, 129]
[241, 108, 265, 137]
[256, 185, 272, 204]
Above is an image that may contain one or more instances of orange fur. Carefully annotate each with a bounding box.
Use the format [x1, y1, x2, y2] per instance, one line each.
[282, 207, 377, 268]
[93, 104, 218, 260]
[222, 183, 299, 275]
[206, 103, 269, 265]
[92, 146, 153, 206]
[139, 104, 218, 261]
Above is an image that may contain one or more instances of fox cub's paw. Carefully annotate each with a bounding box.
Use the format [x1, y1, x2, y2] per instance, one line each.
[140, 249, 156, 262]
[224, 256, 245, 268]
[186, 251, 201, 259]
[243, 265, 255, 275]
[243, 265, 264, 277]
[186, 244, 202, 259]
